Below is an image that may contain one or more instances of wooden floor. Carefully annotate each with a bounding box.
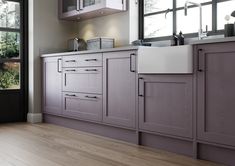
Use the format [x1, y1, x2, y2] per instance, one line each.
[0, 123, 223, 166]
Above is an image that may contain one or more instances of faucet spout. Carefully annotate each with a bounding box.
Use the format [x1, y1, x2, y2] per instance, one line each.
[184, 1, 207, 40]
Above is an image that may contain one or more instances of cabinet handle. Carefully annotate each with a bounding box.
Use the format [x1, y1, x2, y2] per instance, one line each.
[57, 58, 62, 73]
[85, 69, 97, 72]
[197, 49, 204, 72]
[66, 94, 76, 97]
[65, 69, 76, 72]
[138, 77, 144, 97]
[85, 96, 97, 99]
[65, 60, 76, 63]
[130, 53, 136, 72]
[80, 0, 84, 10]
[85, 59, 97, 61]
[76, 0, 80, 11]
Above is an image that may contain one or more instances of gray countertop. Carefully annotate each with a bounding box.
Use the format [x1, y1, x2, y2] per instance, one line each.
[41, 36, 235, 58]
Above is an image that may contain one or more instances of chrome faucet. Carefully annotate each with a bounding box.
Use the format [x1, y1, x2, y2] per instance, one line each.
[184, 0, 207, 40]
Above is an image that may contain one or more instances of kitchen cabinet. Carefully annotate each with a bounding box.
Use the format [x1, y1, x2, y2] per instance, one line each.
[43, 57, 62, 115]
[59, 0, 126, 21]
[138, 75, 193, 138]
[63, 67, 102, 94]
[196, 42, 235, 147]
[62, 92, 102, 122]
[103, 51, 137, 128]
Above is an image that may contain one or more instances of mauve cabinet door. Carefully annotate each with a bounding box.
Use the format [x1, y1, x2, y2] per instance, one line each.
[63, 67, 102, 94]
[103, 51, 137, 129]
[139, 75, 193, 138]
[196, 42, 235, 147]
[43, 57, 62, 115]
[62, 92, 102, 122]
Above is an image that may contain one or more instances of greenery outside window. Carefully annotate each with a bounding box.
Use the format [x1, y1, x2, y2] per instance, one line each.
[139, 0, 235, 41]
[0, 0, 21, 90]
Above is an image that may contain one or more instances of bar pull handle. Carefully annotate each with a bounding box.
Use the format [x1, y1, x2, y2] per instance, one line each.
[65, 69, 76, 72]
[66, 94, 76, 97]
[138, 77, 144, 97]
[198, 49, 204, 72]
[76, 0, 80, 11]
[85, 69, 97, 72]
[80, 0, 84, 10]
[57, 58, 62, 73]
[130, 53, 136, 72]
[85, 96, 97, 99]
[85, 59, 97, 61]
[65, 60, 76, 63]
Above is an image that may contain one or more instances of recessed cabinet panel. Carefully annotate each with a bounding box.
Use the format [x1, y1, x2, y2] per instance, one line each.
[62, 92, 102, 122]
[139, 75, 193, 138]
[103, 51, 137, 128]
[197, 42, 235, 147]
[43, 57, 62, 115]
[63, 67, 102, 94]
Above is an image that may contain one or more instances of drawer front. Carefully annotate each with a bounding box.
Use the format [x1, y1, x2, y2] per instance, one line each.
[62, 92, 102, 122]
[63, 67, 102, 94]
[62, 54, 102, 68]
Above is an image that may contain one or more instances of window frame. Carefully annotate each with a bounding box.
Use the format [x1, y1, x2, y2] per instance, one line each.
[139, 0, 231, 42]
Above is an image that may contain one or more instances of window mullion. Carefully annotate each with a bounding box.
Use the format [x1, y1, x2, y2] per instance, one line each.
[173, 0, 176, 34]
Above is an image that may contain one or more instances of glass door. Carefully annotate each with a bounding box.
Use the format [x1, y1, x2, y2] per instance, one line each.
[81, 0, 103, 11]
[83, 0, 101, 7]
[62, 0, 78, 13]
[0, 0, 27, 122]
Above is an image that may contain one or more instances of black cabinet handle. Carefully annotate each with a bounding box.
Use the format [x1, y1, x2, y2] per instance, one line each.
[138, 77, 144, 97]
[65, 69, 76, 72]
[66, 94, 76, 97]
[130, 53, 136, 72]
[85, 96, 97, 99]
[57, 58, 62, 73]
[65, 60, 76, 62]
[85, 59, 97, 61]
[198, 49, 203, 72]
[85, 69, 97, 72]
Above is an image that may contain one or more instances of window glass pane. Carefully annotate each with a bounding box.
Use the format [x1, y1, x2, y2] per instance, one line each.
[177, 0, 212, 8]
[0, 31, 20, 59]
[176, 5, 212, 34]
[217, 0, 235, 30]
[0, 1, 20, 29]
[144, 0, 173, 14]
[144, 12, 173, 38]
[0, 62, 20, 90]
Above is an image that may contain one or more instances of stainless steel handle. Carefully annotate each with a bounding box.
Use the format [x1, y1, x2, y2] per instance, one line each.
[80, 0, 84, 10]
[130, 53, 136, 72]
[76, 0, 80, 11]
[65, 60, 76, 62]
[85, 96, 97, 99]
[138, 77, 144, 97]
[57, 58, 62, 73]
[85, 69, 97, 72]
[85, 59, 97, 61]
[66, 94, 76, 97]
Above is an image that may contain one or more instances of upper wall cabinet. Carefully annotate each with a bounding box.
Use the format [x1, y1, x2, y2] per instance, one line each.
[59, 0, 127, 21]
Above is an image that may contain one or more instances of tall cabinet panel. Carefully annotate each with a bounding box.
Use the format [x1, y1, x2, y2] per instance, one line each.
[139, 75, 193, 138]
[103, 51, 137, 129]
[197, 42, 235, 147]
[43, 57, 62, 115]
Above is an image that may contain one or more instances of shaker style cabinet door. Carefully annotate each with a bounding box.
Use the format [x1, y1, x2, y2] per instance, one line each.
[138, 75, 193, 138]
[43, 57, 62, 115]
[196, 42, 235, 147]
[103, 51, 137, 129]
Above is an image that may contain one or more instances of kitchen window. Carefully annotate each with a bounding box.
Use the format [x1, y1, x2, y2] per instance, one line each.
[139, 0, 235, 41]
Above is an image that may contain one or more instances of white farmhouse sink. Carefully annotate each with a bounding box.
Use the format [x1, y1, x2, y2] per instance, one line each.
[137, 45, 193, 74]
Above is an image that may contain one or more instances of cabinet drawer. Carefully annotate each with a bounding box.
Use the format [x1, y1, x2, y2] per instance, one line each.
[63, 67, 102, 94]
[62, 92, 102, 122]
[62, 54, 102, 68]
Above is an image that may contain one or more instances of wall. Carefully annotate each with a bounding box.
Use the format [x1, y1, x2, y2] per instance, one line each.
[28, 0, 77, 121]
[76, 0, 139, 47]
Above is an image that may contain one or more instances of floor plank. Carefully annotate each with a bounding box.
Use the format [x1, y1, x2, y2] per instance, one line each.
[0, 123, 223, 166]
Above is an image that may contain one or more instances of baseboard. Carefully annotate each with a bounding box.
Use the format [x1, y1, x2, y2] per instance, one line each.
[27, 113, 43, 123]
